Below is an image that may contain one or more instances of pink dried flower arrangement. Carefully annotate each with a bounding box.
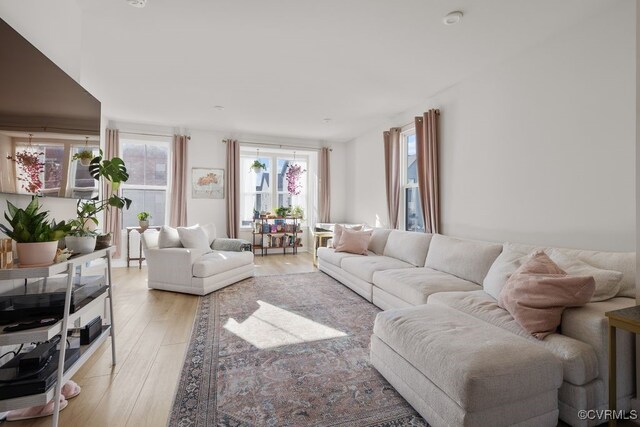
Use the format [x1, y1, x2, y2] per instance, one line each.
[285, 163, 306, 195]
[14, 150, 44, 193]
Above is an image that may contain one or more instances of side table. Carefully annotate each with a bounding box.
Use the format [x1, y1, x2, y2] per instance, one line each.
[126, 226, 161, 268]
[310, 230, 333, 266]
[605, 305, 640, 427]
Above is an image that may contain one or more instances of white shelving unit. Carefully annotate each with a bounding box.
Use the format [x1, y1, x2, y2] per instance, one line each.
[0, 247, 117, 427]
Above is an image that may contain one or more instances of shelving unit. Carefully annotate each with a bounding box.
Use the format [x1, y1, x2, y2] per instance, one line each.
[251, 216, 303, 256]
[0, 248, 116, 427]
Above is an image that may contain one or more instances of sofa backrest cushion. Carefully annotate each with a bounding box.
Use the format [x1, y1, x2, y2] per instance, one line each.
[368, 229, 393, 255]
[201, 223, 217, 246]
[158, 225, 182, 248]
[425, 234, 503, 285]
[332, 224, 362, 248]
[141, 229, 160, 250]
[383, 231, 432, 267]
[485, 242, 633, 300]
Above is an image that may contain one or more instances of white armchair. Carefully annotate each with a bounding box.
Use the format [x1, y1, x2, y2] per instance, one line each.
[141, 229, 254, 295]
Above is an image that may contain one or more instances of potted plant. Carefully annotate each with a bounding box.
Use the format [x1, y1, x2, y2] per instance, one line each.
[275, 206, 291, 218]
[137, 211, 151, 229]
[64, 218, 98, 254]
[250, 160, 266, 173]
[0, 197, 71, 267]
[72, 150, 94, 166]
[290, 205, 304, 219]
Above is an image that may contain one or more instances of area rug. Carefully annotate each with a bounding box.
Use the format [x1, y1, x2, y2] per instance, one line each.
[168, 272, 428, 427]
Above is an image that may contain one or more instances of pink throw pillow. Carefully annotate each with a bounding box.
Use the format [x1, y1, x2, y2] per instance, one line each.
[498, 251, 595, 339]
[335, 229, 372, 255]
[332, 224, 363, 248]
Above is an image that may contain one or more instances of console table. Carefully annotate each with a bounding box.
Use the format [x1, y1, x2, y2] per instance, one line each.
[605, 305, 640, 427]
[126, 226, 161, 268]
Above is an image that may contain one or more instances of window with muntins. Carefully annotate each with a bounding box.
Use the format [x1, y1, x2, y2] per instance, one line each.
[401, 131, 425, 232]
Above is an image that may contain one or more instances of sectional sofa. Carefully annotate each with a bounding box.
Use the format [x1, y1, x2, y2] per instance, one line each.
[317, 230, 636, 427]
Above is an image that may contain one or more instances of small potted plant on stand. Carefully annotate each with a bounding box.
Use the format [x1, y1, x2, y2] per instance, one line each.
[290, 205, 304, 220]
[65, 218, 98, 254]
[275, 206, 291, 218]
[0, 197, 71, 267]
[137, 211, 151, 229]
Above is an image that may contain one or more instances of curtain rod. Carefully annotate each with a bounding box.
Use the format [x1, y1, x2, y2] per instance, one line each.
[119, 130, 190, 140]
[223, 139, 332, 152]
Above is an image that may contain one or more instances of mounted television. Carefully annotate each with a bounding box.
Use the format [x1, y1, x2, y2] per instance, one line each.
[0, 17, 101, 200]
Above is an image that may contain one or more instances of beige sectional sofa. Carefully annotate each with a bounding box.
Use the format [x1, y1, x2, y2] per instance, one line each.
[317, 231, 636, 427]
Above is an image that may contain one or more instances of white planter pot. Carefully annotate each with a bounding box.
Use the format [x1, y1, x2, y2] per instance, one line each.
[79, 157, 91, 166]
[139, 220, 149, 229]
[16, 241, 58, 267]
[65, 236, 97, 254]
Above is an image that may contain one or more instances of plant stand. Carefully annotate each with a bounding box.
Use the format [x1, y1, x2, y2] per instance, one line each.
[251, 217, 302, 256]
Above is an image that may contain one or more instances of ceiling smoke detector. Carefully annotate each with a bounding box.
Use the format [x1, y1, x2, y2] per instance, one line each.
[443, 11, 463, 25]
[127, 0, 147, 8]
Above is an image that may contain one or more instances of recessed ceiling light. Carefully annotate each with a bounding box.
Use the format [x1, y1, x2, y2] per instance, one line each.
[127, 0, 147, 8]
[214, 105, 225, 111]
[323, 118, 332, 123]
[443, 11, 463, 25]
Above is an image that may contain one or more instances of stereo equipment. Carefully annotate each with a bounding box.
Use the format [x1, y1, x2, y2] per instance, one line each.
[80, 316, 102, 345]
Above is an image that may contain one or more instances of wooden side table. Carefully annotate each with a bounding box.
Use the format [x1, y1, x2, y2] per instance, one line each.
[605, 305, 640, 426]
[126, 226, 161, 268]
[310, 230, 333, 266]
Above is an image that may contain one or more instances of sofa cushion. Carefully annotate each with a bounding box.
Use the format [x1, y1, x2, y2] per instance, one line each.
[341, 256, 414, 283]
[368, 228, 393, 255]
[373, 305, 562, 410]
[158, 225, 182, 248]
[507, 242, 635, 298]
[192, 250, 254, 278]
[201, 223, 217, 245]
[483, 243, 530, 300]
[332, 224, 362, 248]
[383, 231, 432, 267]
[548, 249, 623, 302]
[317, 247, 377, 268]
[372, 267, 480, 306]
[335, 229, 372, 255]
[177, 225, 210, 250]
[428, 290, 600, 386]
[425, 234, 502, 285]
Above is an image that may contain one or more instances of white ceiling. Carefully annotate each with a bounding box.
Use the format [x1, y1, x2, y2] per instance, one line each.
[76, 0, 613, 142]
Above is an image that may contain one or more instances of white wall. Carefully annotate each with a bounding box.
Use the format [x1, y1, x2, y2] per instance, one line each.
[346, 1, 636, 252]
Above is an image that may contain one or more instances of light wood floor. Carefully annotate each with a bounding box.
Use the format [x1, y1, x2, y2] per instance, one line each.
[11, 252, 316, 427]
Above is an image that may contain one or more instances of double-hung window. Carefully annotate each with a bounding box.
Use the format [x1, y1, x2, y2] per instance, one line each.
[240, 150, 309, 228]
[400, 130, 425, 232]
[120, 139, 170, 228]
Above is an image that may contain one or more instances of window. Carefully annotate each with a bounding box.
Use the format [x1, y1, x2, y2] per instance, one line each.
[120, 140, 170, 228]
[401, 131, 425, 232]
[240, 150, 309, 228]
[69, 146, 99, 199]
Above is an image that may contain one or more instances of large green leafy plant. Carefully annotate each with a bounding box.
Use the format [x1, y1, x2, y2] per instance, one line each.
[74, 150, 132, 228]
[0, 197, 71, 243]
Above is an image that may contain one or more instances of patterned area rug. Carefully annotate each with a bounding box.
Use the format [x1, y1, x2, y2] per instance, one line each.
[168, 272, 427, 427]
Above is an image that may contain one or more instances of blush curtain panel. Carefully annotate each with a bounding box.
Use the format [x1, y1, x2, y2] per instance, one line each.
[103, 128, 122, 257]
[170, 135, 188, 227]
[225, 139, 240, 238]
[318, 147, 331, 223]
[415, 109, 440, 234]
[383, 127, 401, 229]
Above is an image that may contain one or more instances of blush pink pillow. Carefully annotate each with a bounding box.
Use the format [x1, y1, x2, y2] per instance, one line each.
[498, 251, 595, 339]
[332, 224, 363, 248]
[335, 229, 372, 255]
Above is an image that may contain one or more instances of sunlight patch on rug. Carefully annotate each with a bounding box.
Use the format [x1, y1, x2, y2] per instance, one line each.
[223, 300, 347, 349]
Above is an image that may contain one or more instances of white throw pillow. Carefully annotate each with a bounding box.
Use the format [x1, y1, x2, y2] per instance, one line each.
[547, 249, 623, 302]
[483, 243, 531, 300]
[177, 225, 210, 250]
[158, 226, 182, 248]
[201, 223, 217, 246]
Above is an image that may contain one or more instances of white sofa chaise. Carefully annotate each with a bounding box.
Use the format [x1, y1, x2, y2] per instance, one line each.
[141, 228, 254, 296]
[318, 231, 636, 427]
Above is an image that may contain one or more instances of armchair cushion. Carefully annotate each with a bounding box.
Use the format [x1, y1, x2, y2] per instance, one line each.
[192, 251, 254, 278]
[211, 238, 252, 252]
[158, 225, 181, 248]
[177, 225, 210, 250]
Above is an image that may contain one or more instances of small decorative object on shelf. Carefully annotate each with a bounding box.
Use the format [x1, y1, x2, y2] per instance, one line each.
[251, 215, 303, 256]
[0, 238, 13, 269]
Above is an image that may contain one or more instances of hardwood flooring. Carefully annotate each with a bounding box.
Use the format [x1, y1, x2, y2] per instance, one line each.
[10, 252, 315, 427]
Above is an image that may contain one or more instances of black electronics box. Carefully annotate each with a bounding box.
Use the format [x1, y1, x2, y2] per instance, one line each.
[0, 340, 80, 399]
[0, 275, 107, 324]
[80, 316, 102, 345]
